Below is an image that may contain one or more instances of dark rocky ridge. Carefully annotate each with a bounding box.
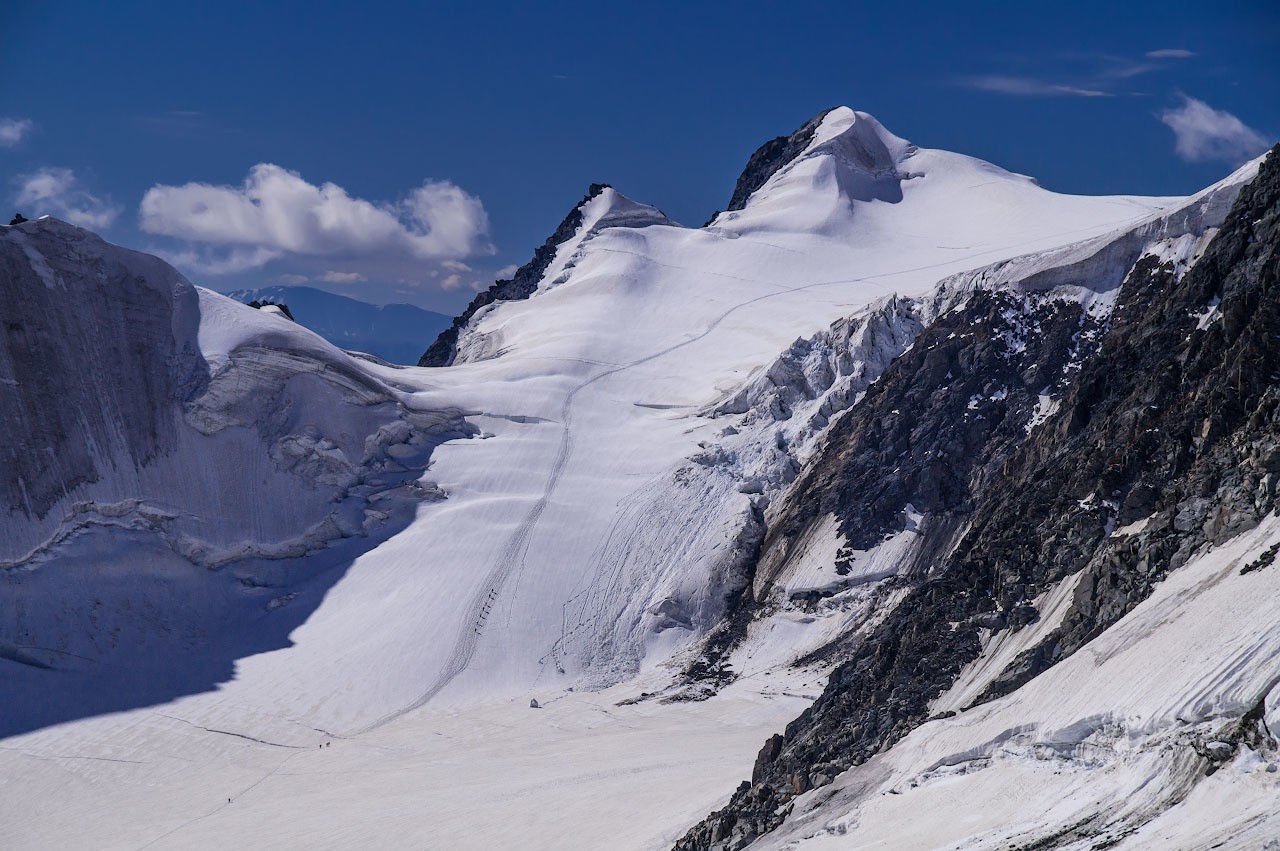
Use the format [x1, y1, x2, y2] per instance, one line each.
[418, 184, 610, 367]
[674, 146, 1280, 850]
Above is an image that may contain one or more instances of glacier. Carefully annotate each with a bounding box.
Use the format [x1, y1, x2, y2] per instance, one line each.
[1, 106, 1277, 850]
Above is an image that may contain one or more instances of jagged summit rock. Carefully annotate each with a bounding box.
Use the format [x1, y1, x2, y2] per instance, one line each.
[246, 299, 295, 321]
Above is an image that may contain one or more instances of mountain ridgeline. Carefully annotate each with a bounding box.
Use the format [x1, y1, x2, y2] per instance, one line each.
[674, 147, 1280, 850]
[418, 184, 611, 367]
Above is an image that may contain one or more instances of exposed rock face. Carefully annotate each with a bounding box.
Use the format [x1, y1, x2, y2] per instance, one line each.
[674, 145, 1280, 850]
[0, 218, 208, 521]
[714, 109, 835, 220]
[0, 218, 474, 569]
[418, 184, 610, 367]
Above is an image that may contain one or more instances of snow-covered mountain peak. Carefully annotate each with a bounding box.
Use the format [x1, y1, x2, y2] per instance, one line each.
[801, 105, 917, 170]
[706, 106, 919, 230]
[578, 183, 675, 231]
[709, 105, 1172, 243]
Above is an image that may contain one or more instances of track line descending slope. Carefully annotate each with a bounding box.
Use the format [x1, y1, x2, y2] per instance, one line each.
[362, 208, 1169, 728]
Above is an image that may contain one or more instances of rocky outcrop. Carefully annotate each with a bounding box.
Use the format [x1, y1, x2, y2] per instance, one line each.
[674, 145, 1280, 850]
[418, 184, 610, 367]
[246, 299, 295, 321]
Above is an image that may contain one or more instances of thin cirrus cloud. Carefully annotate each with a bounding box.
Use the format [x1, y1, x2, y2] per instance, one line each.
[0, 117, 34, 147]
[959, 75, 1111, 98]
[139, 163, 494, 279]
[1160, 96, 1270, 164]
[13, 167, 121, 228]
[959, 49, 1196, 99]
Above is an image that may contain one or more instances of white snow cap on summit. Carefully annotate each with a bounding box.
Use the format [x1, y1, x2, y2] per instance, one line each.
[579, 185, 675, 231]
[802, 106, 917, 165]
[715, 105, 1068, 238]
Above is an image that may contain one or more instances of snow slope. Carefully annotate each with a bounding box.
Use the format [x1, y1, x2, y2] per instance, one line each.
[753, 515, 1280, 851]
[1, 217, 471, 735]
[1, 108, 1264, 850]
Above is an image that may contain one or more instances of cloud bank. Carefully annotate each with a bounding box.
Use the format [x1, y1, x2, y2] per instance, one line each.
[140, 164, 493, 276]
[13, 168, 121, 228]
[1161, 97, 1270, 164]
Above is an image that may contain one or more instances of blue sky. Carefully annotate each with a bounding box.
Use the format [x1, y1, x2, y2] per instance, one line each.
[1, 1, 1276, 311]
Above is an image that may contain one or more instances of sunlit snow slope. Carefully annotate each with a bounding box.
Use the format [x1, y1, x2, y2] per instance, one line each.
[2, 108, 1268, 851]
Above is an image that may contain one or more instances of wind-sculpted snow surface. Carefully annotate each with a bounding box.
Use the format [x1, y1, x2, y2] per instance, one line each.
[2, 110, 1273, 851]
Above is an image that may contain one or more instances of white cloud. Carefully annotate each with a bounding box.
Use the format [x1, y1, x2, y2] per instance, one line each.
[959, 75, 1111, 98]
[495, 264, 519, 279]
[441, 259, 472, 272]
[153, 245, 282, 275]
[320, 270, 367, 283]
[440, 273, 465, 291]
[13, 167, 121, 228]
[0, 117, 33, 147]
[277, 273, 309, 284]
[1145, 48, 1195, 59]
[139, 163, 493, 275]
[1161, 97, 1270, 164]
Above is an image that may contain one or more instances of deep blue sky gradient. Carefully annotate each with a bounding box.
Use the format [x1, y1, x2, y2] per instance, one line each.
[2, 1, 1277, 310]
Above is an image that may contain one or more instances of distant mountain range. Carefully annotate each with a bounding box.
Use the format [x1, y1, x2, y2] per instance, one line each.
[224, 285, 450, 364]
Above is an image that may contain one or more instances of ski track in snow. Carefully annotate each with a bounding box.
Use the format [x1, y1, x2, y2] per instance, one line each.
[132, 750, 303, 851]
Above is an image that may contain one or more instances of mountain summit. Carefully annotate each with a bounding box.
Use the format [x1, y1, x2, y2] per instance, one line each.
[419, 183, 671, 366]
[716, 106, 918, 219]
